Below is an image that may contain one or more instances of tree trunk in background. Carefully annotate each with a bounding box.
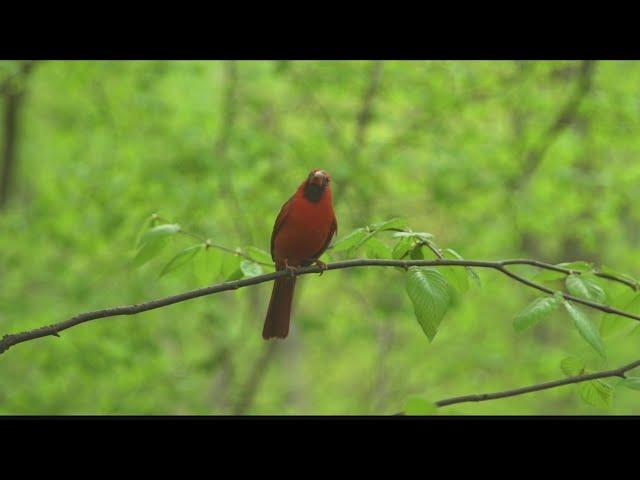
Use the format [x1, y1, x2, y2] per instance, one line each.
[559, 85, 601, 263]
[514, 61, 595, 257]
[0, 61, 36, 210]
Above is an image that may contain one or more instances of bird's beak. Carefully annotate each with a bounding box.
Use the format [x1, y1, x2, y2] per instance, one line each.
[309, 171, 326, 186]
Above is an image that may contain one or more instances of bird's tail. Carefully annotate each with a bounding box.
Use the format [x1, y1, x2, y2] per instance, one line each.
[262, 276, 296, 339]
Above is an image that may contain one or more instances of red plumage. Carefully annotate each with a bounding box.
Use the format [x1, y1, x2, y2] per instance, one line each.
[262, 169, 337, 339]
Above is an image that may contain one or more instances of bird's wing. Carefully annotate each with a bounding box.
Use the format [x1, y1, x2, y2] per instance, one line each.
[329, 215, 338, 246]
[310, 215, 338, 261]
[270, 194, 295, 260]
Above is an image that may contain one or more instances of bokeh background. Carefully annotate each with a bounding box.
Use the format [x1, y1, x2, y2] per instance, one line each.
[1, 60, 639, 414]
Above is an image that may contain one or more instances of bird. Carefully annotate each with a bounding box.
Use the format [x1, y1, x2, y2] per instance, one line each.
[262, 169, 338, 340]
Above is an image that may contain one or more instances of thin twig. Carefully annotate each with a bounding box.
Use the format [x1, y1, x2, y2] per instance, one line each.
[500, 258, 639, 290]
[154, 214, 273, 267]
[417, 239, 444, 260]
[432, 358, 640, 408]
[2, 258, 639, 356]
[394, 357, 640, 414]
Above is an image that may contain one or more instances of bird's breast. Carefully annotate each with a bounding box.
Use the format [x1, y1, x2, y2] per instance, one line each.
[273, 198, 335, 267]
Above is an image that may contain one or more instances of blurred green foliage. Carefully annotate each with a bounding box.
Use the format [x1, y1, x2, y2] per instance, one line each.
[1, 60, 640, 414]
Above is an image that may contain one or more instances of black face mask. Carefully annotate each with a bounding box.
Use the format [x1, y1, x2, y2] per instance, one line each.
[303, 181, 326, 203]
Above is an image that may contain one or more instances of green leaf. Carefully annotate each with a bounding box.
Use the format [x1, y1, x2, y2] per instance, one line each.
[220, 252, 242, 281]
[404, 395, 437, 415]
[535, 261, 593, 283]
[410, 245, 424, 259]
[578, 380, 614, 408]
[444, 248, 482, 290]
[138, 223, 181, 248]
[421, 240, 442, 259]
[406, 267, 452, 342]
[240, 260, 263, 278]
[563, 300, 606, 359]
[560, 356, 584, 376]
[440, 249, 469, 296]
[468, 268, 481, 287]
[600, 291, 640, 338]
[513, 296, 560, 333]
[194, 247, 221, 284]
[557, 261, 594, 272]
[590, 276, 629, 308]
[604, 288, 638, 311]
[245, 246, 273, 266]
[439, 271, 466, 300]
[533, 269, 567, 282]
[331, 228, 367, 252]
[225, 268, 244, 281]
[159, 244, 203, 277]
[369, 218, 406, 232]
[392, 236, 414, 259]
[135, 214, 156, 248]
[351, 230, 379, 252]
[364, 237, 391, 259]
[392, 231, 433, 241]
[318, 251, 330, 264]
[629, 324, 640, 337]
[619, 377, 640, 391]
[131, 238, 168, 268]
[597, 265, 639, 287]
[443, 248, 463, 259]
[565, 274, 606, 303]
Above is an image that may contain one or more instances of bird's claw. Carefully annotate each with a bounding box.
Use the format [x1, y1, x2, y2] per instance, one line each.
[284, 259, 298, 279]
[314, 259, 328, 276]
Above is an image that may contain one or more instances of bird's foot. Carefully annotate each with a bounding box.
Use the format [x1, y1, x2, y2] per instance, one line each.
[284, 259, 298, 279]
[314, 259, 328, 276]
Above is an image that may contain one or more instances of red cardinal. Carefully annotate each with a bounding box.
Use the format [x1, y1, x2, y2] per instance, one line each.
[262, 169, 337, 339]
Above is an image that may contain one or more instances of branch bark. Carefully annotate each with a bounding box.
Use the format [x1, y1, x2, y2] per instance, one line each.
[1, 257, 638, 356]
[394, 357, 640, 414]
[431, 358, 639, 409]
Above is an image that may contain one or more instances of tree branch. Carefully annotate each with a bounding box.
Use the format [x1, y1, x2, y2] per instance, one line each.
[500, 258, 638, 290]
[433, 358, 640, 409]
[394, 357, 640, 414]
[1, 258, 638, 356]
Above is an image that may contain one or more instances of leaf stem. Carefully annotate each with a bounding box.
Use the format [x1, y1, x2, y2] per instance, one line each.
[153, 214, 273, 267]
